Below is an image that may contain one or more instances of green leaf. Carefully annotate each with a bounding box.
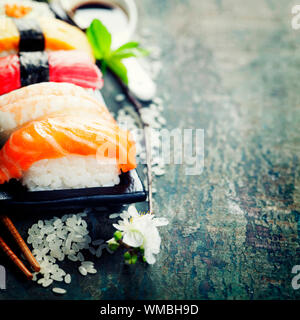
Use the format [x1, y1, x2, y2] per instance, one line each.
[112, 47, 150, 60]
[114, 41, 139, 53]
[107, 57, 129, 85]
[135, 47, 150, 57]
[86, 19, 149, 85]
[111, 51, 136, 60]
[86, 19, 112, 60]
[100, 60, 107, 75]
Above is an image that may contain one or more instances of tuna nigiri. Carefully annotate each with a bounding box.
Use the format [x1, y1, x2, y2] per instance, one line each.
[0, 115, 136, 190]
[0, 51, 103, 95]
[0, 17, 94, 61]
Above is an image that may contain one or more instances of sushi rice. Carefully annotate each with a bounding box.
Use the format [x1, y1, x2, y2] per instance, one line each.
[23, 155, 120, 191]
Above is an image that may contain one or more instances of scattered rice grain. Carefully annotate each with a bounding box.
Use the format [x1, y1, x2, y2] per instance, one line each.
[52, 287, 66, 295]
[65, 274, 71, 284]
[79, 266, 87, 276]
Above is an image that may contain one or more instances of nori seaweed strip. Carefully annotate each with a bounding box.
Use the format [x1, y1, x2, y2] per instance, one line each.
[14, 19, 45, 52]
[19, 52, 49, 87]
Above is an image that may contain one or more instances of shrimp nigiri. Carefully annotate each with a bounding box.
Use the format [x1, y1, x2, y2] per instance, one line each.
[0, 82, 101, 107]
[0, 94, 114, 141]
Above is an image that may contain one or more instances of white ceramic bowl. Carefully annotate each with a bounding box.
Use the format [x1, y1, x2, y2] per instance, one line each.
[56, 0, 138, 48]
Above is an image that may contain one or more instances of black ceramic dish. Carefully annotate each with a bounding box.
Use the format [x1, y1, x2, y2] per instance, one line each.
[0, 169, 146, 211]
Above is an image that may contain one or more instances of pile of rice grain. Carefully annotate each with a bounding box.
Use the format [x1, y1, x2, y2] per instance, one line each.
[28, 211, 110, 293]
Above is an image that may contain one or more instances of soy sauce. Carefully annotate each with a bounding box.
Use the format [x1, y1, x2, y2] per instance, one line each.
[72, 2, 129, 48]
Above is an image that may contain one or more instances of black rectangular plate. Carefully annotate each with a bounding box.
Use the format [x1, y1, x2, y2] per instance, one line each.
[0, 169, 147, 211]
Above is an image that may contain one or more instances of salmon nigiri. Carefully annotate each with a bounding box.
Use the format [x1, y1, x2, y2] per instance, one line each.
[0, 116, 136, 190]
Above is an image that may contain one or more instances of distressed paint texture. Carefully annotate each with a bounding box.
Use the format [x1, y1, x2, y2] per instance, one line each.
[0, 0, 300, 300]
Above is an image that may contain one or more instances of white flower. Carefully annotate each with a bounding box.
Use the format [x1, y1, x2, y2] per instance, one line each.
[113, 205, 169, 264]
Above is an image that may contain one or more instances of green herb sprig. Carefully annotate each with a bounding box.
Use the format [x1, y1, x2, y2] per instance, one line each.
[86, 19, 149, 84]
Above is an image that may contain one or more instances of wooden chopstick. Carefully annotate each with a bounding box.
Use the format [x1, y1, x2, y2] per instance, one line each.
[0, 235, 33, 280]
[0, 215, 40, 272]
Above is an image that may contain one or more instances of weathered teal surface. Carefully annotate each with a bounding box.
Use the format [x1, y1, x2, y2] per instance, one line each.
[1, 0, 300, 300]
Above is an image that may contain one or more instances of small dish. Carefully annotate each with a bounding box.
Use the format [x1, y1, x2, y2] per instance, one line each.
[0, 169, 147, 211]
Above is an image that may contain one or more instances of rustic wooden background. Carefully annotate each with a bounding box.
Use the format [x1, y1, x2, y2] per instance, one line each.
[0, 0, 300, 300]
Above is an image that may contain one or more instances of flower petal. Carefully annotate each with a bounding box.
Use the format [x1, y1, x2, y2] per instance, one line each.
[123, 230, 144, 247]
[128, 205, 139, 216]
[113, 223, 125, 231]
[144, 250, 156, 264]
[106, 237, 115, 244]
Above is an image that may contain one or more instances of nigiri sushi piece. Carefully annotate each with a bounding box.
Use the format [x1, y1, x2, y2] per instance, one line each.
[0, 94, 114, 142]
[0, 82, 101, 108]
[0, 0, 54, 19]
[0, 115, 136, 190]
[0, 51, 103, 95]
[0, 17, 94, 61]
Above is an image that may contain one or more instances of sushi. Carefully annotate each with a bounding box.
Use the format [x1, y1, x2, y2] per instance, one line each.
[0, 16, 94, 60]
[0, 51, 103, 95]
[0, 82, 102, 108]
[0, 0, 54, 19]
[0, 91, 115, 142]
[0, 82, 115, 141]
[0, 115, 136, 191]
[0, 3, 138, 193]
